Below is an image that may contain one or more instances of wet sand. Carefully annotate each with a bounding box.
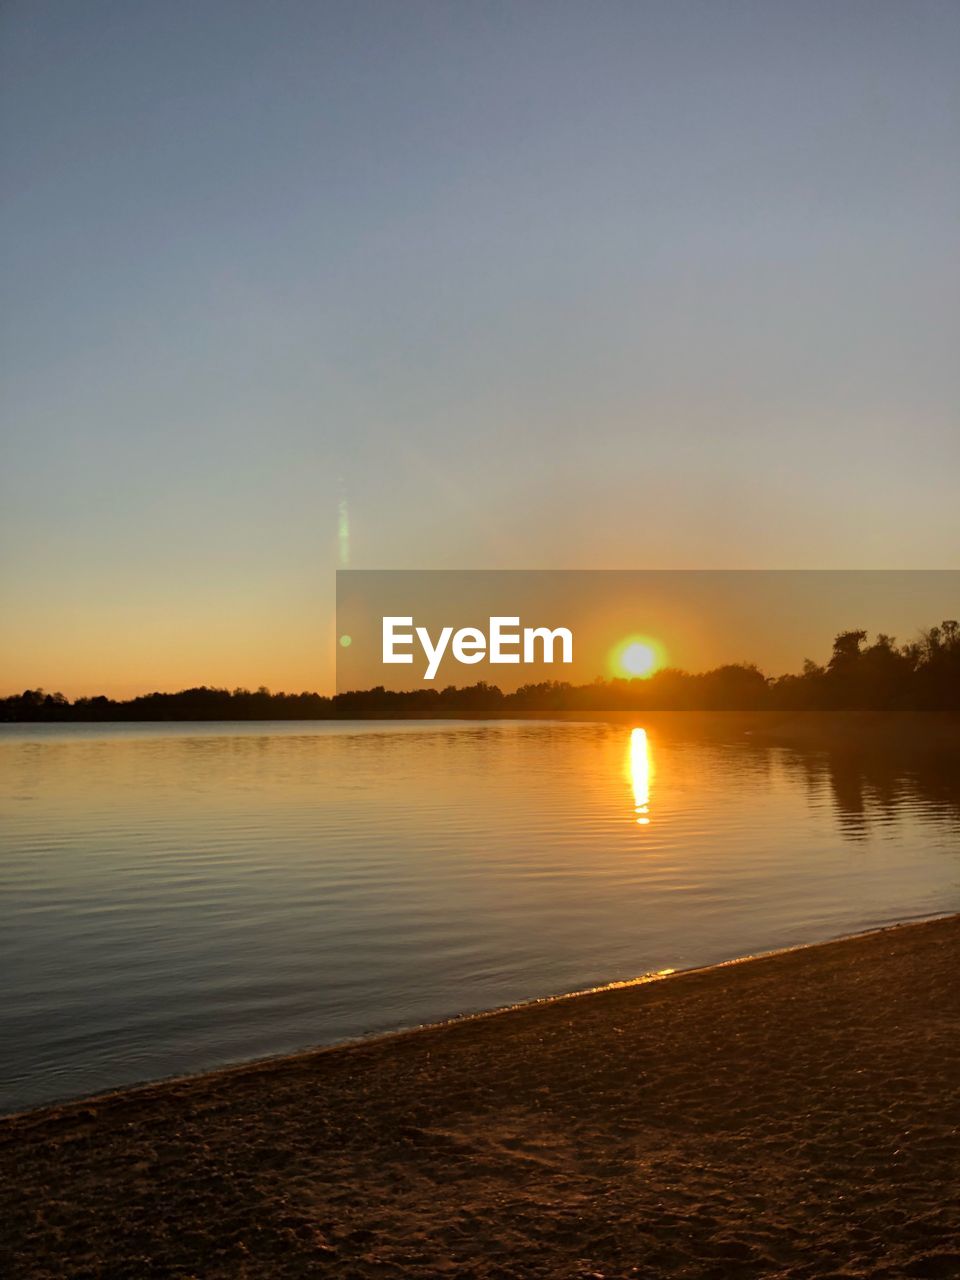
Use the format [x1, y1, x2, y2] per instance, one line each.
[2, 917, 958, 1279]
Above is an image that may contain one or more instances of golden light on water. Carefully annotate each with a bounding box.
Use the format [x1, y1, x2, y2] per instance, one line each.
[610, 635, 666, 680]
[629, 727, 652, 825]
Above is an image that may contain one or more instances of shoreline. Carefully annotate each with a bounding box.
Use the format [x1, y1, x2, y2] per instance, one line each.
[3, 914, 958, 1278]
[1, 911, 954, 1125]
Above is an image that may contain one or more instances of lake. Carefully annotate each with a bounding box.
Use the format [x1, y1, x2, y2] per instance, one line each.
[1, 718, 958, 1112]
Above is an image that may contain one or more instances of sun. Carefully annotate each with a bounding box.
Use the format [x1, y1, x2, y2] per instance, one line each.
[622, 642, 657, 677]
[610, 635, 665, 680]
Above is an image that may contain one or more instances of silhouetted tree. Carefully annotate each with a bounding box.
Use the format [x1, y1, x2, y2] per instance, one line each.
[3, 622, 959, 719]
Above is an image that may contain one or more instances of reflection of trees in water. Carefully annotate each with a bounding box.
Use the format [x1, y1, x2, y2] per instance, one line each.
[633, 714, 960, 844]
[776, 742, 960, 841]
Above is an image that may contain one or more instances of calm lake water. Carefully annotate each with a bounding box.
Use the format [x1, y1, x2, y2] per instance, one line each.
[2, 718, 958, 1112]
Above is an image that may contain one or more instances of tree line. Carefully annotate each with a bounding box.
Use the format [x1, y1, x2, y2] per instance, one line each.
[3, 621, 959, 721]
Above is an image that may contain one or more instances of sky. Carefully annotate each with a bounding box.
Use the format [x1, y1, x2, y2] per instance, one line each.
[2, 1, 958, 697]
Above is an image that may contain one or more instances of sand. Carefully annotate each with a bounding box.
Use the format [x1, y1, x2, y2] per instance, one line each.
[2, 917, 958, 1279]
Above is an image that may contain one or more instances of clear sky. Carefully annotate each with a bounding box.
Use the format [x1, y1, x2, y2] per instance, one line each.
[2, 1, 958, 696]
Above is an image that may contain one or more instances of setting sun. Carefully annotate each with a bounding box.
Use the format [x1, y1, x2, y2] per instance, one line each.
[610, 635, 666, 680]
[622, 643, 657, 677]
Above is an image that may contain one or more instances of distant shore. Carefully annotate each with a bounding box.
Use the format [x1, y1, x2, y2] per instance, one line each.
[4, 707, 960, 740]
[6, 619, 960, 721]
[2, 915, 958, 1278]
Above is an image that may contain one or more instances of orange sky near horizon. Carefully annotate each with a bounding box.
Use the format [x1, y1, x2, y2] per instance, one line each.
[5, 569, 952, 705]
[3, 569, 958, 702]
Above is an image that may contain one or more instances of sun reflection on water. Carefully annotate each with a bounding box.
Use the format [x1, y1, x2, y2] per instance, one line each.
[629, 727, 653, 825]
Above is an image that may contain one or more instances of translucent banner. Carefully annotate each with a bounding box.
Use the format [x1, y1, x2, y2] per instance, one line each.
[335, 569, 959, 711]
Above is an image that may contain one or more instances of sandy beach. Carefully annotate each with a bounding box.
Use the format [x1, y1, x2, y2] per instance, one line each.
[2, 916, 958, 1279]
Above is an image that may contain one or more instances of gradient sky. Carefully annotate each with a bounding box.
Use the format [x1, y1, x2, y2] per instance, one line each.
[2, 1, 958, 696]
